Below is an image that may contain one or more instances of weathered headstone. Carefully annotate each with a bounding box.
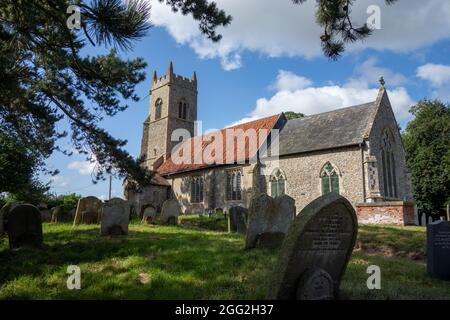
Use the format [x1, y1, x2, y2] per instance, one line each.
[73, 196, 103, 225]
[1, 203, 19, 237]
[4, 204, 43, 249]
[142, 206, 157, 224]
[245, 194, 295, 249]
[267, 193, 358, 300]
[101, 198, 130, 236]
[229, 206, 248, 234]
[427, 221, 450, 281]
[160, 199, 181, 225]
[420, 213, 426, 226]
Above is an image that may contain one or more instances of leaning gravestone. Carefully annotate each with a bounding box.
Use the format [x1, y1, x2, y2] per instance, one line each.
[160, 199, 181, 225]
[4, 204, 43, 249]
[267, 193, 358, 300]
[0, 203, 20, 237]
[245, 194, 295, 249]
[73, 196, 103, 225]
[142, 206, 157, 224]
[229, 206, 248, 234]
[427, 220, 450, 281]
[101, 198, 130, 236]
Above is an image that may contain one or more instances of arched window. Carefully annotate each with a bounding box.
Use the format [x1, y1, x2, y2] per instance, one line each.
[321, 162, 340, 195]
[191, 176, 204, 203]
[155, 98, 162, 120]
[381, 128, 397, 198]
[178, 100, 188, 120]
[226, 169, 242, 201]
[270, 168, 286, 198]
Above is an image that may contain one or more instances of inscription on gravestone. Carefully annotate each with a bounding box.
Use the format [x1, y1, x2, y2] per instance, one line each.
[267, 193, 357, 300]
[427, 221, 450, 281]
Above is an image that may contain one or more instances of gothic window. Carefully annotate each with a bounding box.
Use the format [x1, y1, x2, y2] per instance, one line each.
[191, 176, 204, 203]
[381, 128, 398, 198]
[178, 100, 188, 120]
[270, 168, 286, 198]
[321, 162, 340, 195]
[155, 98, 162, 120]
[226, 169, 242, 201]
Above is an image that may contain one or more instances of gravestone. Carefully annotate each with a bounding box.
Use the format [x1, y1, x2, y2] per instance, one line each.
[1, 203, 20, 237]
[427, 221, 450, 281]
[4, 204, 43, 249]
[420, 213, 426, 226]
[160, 199, 181, 225]
[267, 193, 358, 300]
[101, 198, 130, 236]
[73, 196, 103, 225]
[142, 206, 157, 224]
[245, 194, 295, 249]
[229, 206, 248, 234]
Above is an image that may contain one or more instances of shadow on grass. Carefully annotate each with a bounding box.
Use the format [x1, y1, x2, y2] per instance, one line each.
[0, 224, 278, 299]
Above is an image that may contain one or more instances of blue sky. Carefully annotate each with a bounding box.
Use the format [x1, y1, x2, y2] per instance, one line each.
[45, 0, 450, 199]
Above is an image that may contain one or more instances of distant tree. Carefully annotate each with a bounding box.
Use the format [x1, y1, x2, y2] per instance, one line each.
[292, 0, 399, 59]
[45, 193, 82, 210]
[0, 0, 231, 189]
[403, 100, 450, 217]
[284, 111, 305, 120]
[0, 131, 50, 203]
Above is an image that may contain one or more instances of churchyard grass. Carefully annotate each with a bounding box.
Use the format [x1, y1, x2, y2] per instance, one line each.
[1, 222, 449, 299]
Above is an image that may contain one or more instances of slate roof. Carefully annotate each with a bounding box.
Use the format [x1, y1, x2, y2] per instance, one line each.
[278, 102, 377, 156]
[157, 114, 282, 175]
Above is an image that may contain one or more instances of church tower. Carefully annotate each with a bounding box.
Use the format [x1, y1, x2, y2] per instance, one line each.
[140, 62, 198, 170]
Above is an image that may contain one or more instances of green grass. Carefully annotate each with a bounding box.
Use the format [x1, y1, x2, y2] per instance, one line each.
[0, 221, 449, 300]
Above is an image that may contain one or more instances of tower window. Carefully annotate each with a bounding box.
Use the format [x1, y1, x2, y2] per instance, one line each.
[321, 162, 340, 195]
[178, 100, 188, 120]
[155, 98, 162, 120]
[226, 169, 242, 201]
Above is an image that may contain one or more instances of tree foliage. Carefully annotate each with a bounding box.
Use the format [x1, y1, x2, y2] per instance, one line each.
[0, 0, 230, 190]
[403, 100, 450, 217]
[284, 111, 305, 120]
[292, 0, 399, 59]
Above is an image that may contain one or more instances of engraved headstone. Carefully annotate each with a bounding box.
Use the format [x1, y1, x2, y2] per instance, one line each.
[73, 196, 103, 225]
[4, 204, 43, 249]
[245, 194, 295, 249]
[160, 199, 181, 225]
[101, 198, 130, 236]
[427, 221, 450, 281]
[142, 205, 157, 224]
[267, 193, 358, 300]
[229, 206, 248, 234]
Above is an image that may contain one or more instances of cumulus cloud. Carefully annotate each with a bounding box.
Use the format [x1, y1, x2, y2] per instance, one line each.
[49, 175, 68, 188]
[149, 0, 450, 69]
[230, 59, 415, 126]
[417, 63, 450, 86]
[68, 160, 97, 175]
[417, 63, 450, 101]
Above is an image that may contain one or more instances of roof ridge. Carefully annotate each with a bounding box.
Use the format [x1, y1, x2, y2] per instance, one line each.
[288, 101, 376, 123]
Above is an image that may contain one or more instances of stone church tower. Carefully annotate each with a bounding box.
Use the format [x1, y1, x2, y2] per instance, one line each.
[140, 62, 198, 170]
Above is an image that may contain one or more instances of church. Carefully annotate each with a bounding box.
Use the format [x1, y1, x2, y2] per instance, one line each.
[125, 62, 416, 226]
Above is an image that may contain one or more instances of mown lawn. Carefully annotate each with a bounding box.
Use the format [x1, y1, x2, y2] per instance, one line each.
[0, 218, 449, 300]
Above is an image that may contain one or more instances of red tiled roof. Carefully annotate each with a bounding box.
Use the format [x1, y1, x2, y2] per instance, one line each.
[157, 114, 281, 175]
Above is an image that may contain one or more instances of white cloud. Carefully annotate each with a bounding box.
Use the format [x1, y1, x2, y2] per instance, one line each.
[49, 175, 68, 188]
[149, 0, 450, 69]
[348, 57, 408, 88]
[271, 70, 313, 92]
[68, 160, 97, 175]
[230, 59, 415, 126]
[417, 63, 450, 86]
[417, 63, 450, 101]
